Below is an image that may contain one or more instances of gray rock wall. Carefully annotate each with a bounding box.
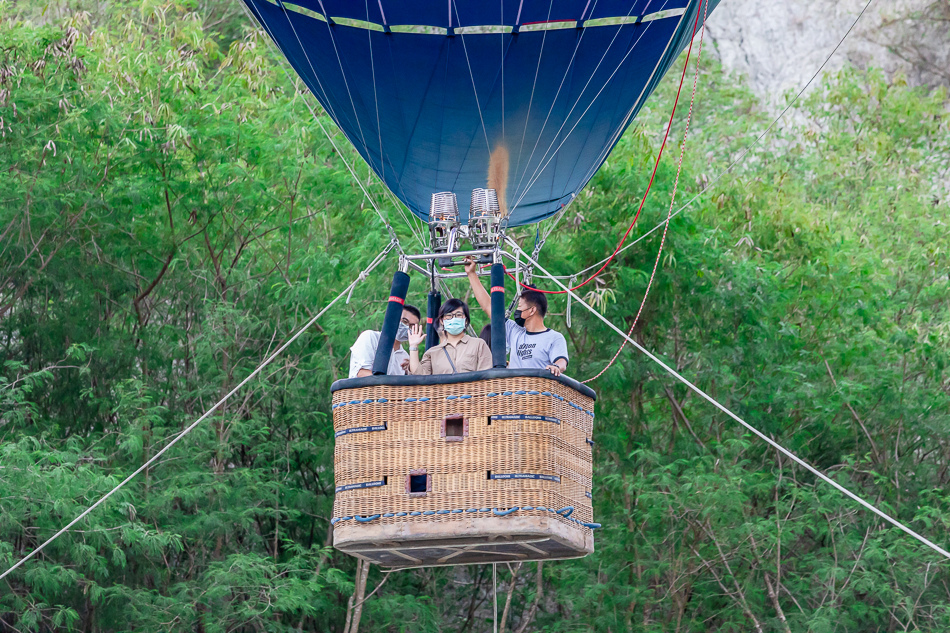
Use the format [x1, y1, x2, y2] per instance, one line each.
[705, 0, 950, 101]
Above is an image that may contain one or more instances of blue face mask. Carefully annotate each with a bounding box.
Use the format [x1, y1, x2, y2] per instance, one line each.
[443, 317, 466, 335]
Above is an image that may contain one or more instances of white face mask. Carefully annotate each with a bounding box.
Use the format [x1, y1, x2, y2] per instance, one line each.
[443, 317, 466, 335]
[396, 322, 410, 342]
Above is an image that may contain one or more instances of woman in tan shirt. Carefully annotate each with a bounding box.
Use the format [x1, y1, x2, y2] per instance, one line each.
[408, 298, 492, 375]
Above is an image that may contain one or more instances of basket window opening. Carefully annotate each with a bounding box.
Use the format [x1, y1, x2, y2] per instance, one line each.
[442, 414, 467, 441]
[409, 475, 427, 493]
[407, 468, 430, 497]
[486, 470, 491, 480]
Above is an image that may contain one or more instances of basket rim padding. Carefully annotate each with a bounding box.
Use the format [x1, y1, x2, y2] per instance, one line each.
[330, 367, 597, 400]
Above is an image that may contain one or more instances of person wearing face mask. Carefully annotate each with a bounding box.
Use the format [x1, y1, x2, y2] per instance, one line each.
[348, 305, 422, 378]
[408, 298, 492, 375]
[465, 258, 569, 376]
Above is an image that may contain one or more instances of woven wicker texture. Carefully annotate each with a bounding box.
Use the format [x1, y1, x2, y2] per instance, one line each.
[332, 375, 595, 538]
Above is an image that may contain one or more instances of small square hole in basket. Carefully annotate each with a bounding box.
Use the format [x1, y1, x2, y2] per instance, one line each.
[444, 415, 464, 440]
[409, 474, 427, 494]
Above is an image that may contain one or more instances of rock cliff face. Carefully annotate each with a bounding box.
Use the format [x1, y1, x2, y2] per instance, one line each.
[705, 0, 950, 101]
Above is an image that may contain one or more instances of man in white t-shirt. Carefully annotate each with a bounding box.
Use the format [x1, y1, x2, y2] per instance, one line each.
[348, 305, 421, 378]
[465, 259, 569, 376]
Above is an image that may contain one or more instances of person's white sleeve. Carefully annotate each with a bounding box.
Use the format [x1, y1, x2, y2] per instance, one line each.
[348, 331, 378, 378]
[550, 332, 569, 367]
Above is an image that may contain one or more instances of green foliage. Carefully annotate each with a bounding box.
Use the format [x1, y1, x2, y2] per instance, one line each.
[1, 0, 949, 631]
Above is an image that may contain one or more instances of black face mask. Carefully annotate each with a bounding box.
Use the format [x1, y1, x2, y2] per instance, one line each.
[512, 309, 526, 327]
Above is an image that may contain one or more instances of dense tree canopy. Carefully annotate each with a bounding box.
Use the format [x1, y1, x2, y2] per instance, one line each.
[1, 1, 949, 631]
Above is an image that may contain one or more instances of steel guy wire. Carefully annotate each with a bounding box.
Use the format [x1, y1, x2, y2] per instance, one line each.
[241, 1, 407, 254]
[0, 243, 396, 582]
[505, 236, 950, 562]
[532, 0, 877, 281]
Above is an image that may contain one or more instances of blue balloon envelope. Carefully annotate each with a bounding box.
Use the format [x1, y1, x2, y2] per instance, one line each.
[242, 0, 718, 226]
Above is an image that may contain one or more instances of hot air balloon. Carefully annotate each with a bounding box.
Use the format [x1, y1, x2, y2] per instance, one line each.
[242, 0, 717, 568]
[243, 0, 717, 225]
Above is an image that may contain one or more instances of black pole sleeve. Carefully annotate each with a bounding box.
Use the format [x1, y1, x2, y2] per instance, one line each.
[425, 290, 441, 351]
[372, 271, 411, 375]
[490, 264, 507, 368]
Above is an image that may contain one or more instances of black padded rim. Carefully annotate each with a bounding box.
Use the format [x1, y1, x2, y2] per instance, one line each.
[331, 368, 597, 400]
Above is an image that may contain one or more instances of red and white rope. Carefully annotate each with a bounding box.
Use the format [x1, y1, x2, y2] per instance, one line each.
[584, 0, 709, 384]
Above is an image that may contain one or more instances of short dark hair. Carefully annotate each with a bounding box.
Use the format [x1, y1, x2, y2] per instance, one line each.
[520, 289, 547, 317]
[479, 324, 492, 351]
[402, 304, 421, 322]
[438, 298, 470, 326]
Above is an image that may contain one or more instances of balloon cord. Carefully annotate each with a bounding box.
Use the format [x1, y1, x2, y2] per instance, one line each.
[583, 0, 709, 384]
[507, 0, 707, 295]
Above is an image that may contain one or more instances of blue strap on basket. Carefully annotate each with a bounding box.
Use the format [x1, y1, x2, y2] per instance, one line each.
[333, 506, 599, 529]
[355, 514, 381, 523]
[335, 390, 593, 418]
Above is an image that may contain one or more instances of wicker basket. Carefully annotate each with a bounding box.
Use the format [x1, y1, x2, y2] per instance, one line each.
[330, 369, 596, 568]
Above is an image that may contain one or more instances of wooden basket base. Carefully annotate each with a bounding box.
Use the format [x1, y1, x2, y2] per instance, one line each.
[334, 514, 593, 568]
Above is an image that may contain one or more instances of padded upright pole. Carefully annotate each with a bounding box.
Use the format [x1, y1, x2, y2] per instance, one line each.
[425, 290, 441, 351]
[490, 263, 507, 368]
[372, 270, 411, 375]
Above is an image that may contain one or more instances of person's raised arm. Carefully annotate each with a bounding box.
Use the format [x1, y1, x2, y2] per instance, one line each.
[465, 257, 492, 319]
[407, 324, 426, 373]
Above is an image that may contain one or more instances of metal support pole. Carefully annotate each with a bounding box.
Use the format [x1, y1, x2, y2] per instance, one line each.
[425, 290, 441, 351]
[492, 563, 498, 633]
[489, 257, 507, 368]
[403, 248, 496, 262]
[371, 270, 411, 375]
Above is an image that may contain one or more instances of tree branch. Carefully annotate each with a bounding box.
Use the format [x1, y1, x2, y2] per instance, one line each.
[499, 562, 522, 633]
[514, 562, 543, 633]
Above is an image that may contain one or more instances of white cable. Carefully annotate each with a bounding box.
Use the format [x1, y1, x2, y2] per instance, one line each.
[505, 236, 950, 561]
[0, 243, 396, 582]
[507, 0, 666, 215]
[452, 0, 491, 156]
[507, 0, 677, 217]
[531, 0, 877, 280]
[294, 2, 372, 167]
[299, 97, 406, 255]
[240, 1, 406, 254]
[276, 11, 428, 251]
[359, 0, 427, 250]
[510, 0, 578, 189]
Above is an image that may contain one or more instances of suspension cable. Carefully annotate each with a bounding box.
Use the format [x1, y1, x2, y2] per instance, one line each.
[239, 2, 408, 254]
[524, 0, 877, 283]
[0, 242, 397, 582]
[506, 0, 705, 295]
[493, 562, 499, 633]
[505, 0, 666, 219]
[583, 0, 708, 384]
[506, 236, 950, 561]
